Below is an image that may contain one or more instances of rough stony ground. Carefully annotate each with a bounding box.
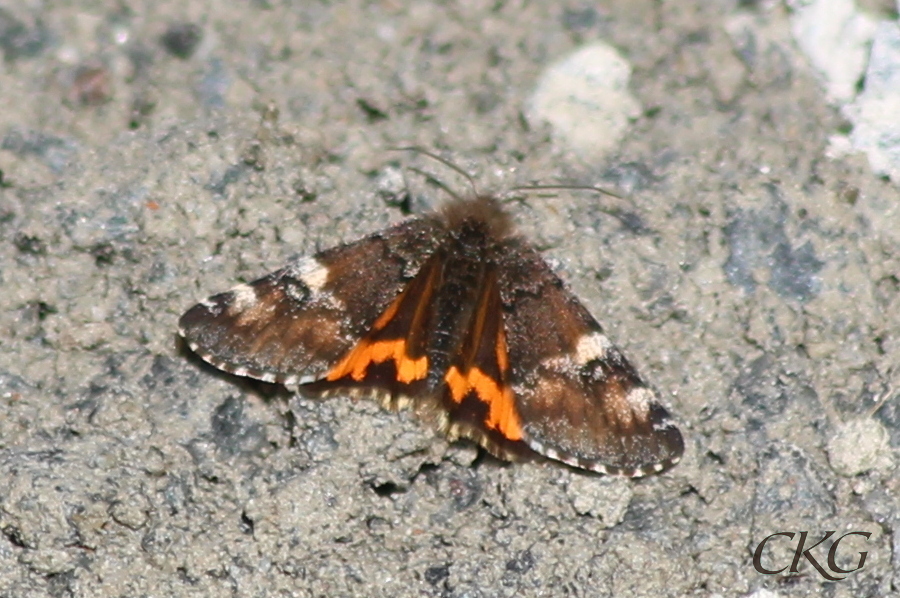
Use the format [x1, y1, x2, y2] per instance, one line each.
[1, 1, 898, 596]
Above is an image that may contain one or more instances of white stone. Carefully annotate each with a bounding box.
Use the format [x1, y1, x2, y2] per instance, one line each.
[787, 0, 877, 103]
[842, 21, 900, 180]
[827, 417, 894, 476]
[527, 43, 641, 160]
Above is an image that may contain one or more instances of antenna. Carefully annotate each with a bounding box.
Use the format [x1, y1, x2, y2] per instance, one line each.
[390, 146, 480, 198]
[509, 183, 624, 200]
[389, 147, 634, 218]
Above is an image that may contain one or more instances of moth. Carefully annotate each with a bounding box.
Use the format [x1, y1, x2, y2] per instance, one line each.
[179, 194, 684, 476]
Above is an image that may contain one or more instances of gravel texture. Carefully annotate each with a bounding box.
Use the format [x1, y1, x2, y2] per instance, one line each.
[1, 1, 898, 596]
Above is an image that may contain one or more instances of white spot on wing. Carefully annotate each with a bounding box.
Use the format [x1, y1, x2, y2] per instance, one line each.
[625, 386, 654, 417]
[541, 331, 614, 373]
[230, 283, 258, 312]
[575, 332, 613, 365]
[290, 256, 329, 293]
[525, 432, 678, 477]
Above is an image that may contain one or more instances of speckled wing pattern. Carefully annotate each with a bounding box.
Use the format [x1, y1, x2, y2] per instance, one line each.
[495, 240, 683, 475]
[179, 196, 684, 476]
[178, 217, 444, 387]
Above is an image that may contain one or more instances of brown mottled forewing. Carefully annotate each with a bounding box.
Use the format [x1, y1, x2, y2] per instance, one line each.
[496, 241, 684, 476]
[178, 217, 445, 385]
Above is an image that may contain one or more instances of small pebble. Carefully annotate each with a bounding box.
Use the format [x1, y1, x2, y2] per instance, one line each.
[827, 417, 894, 476]
[844, 21, 900, 181]
[787, 0, 876, 103]
[527, 43, 641, 160]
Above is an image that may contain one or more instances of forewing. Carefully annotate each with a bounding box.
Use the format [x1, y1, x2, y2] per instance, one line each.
[310, 251, 442, 401]
[178, 217, 444, 386]
[497, 242, 684, 476]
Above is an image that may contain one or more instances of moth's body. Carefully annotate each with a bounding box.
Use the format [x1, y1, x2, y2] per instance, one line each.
[179, 196, 684, 476]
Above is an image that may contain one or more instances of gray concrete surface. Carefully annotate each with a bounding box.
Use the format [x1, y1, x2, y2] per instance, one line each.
[1, 1, 898, 596]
